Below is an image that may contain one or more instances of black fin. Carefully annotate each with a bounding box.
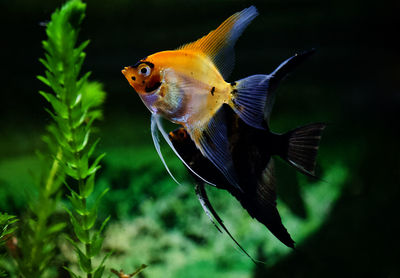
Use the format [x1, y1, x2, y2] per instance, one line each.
[194, 184, 223, 233]
[232, 159, 295, 248]
[268, 49, 316, 92]
[194, 183, 260, 264]
[265, 49, 316, 120]
[231, 49, 316, 127]
[279, 122, 326, 176]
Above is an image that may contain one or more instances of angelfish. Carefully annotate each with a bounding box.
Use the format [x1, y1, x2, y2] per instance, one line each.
[122, 6, 327, 261]
[122, 6, 272, 190]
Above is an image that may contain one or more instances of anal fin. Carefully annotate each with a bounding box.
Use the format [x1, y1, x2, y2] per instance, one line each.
[195, 183, 261, 264]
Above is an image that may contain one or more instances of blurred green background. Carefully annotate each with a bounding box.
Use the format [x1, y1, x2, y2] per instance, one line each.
[0, 0, 399, 277]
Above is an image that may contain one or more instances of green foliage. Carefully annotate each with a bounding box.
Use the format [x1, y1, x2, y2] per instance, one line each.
[11, 0, 99, 276]
[93, 145, 183, 220]
[15, 186, 66, 277]
[0, 213, 17, 245]
[0, 213, 17, 277]
[36, 0, 109, 277]
[14, 135, 67, 277]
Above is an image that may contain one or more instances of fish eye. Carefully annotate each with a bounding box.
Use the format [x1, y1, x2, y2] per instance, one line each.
[138, 64, 151, 77]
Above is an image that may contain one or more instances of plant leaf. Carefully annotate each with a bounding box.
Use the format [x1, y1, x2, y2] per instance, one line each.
[84, 205, 97, 230]
[93, 266, 105, 278]
[80, 173, 95, 198]
[63, 267, 81, 278]
[77, 246, 92, 273]
[66, 208, 89, 243]
[89, 232, 104, 258]
[46, 222, 66, 236]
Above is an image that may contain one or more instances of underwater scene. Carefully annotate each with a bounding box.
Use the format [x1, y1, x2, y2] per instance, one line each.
[0, 0, 398, 277]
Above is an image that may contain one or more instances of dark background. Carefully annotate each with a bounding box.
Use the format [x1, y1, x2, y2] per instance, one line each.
[1, 0, 399, 277]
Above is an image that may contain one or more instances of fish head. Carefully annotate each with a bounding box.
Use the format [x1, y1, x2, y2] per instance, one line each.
[122, 58, 164, 112]
[121, 59, 162, 95]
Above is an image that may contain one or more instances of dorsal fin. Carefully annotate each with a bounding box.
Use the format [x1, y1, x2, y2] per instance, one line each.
[264, 49, 316, 121]
[178, 6, 258, 79]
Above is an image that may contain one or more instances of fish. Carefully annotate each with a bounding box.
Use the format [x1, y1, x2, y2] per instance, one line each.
[168, 50, 326, 262]
[121, 6, 326, 261]
[122, 6, 275, 191]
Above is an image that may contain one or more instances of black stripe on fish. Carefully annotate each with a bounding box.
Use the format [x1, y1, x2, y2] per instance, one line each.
[131, 60, 154, 69]
[145, 81, 162, 93]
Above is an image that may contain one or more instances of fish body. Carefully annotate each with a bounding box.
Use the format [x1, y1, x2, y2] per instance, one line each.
[123, 6, 266, 190]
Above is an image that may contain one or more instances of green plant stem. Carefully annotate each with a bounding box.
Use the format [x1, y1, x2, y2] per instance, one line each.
[17, 148, 65, 277]
[69, 106, 93, 278]
[83, 199, 92, 278]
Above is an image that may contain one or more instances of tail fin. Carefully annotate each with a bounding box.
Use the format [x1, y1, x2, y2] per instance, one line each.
[279, 123, 326, 176]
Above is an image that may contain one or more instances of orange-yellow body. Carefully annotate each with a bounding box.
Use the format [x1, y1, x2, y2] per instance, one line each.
[122, 49, 233, 142]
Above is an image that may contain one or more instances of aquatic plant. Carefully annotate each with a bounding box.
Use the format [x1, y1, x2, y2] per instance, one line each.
[0, 213, 17, 245]
[14, 163, 66, 278]
[0, 213, 17, 277]
[35, 0, 109, 277]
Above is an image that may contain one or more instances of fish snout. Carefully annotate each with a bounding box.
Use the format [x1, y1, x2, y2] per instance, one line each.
[121, 66, 132, 76]
[121, 66, 138, 88]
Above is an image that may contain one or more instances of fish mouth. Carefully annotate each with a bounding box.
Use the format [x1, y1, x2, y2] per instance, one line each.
[121, 66, 130, 76]
[122, 66, 137, 88]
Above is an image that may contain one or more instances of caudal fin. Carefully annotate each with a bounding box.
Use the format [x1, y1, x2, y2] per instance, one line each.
[280, 123, 326, 176]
